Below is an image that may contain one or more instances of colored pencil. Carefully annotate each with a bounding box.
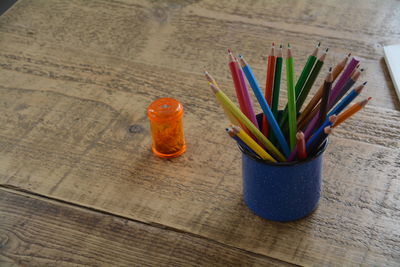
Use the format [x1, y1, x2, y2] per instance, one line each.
[296, 49, 328, 112]
[330, 68, 363, 106]
[280, 48, 327, 132]
[238, 55, 290, 158]
[301, 59, 360, 138]
[296, 131, 307, 160]
[205, 71, 244, 127]
[297, 53, 350, 127]
[271, 44, 283, 120]
[306, 126, 333, 156]
[288, 115, 336, 161]
[285, 44, 297, 150]
[298, 68, 362, 131]
[279, 43, 319, 126]
[295, 42, 320, 97]
[306, 115, 337, 153]
[226, 127, 261, 160]
[208, 82, 286, 162]
[327, 57, 360, 107]
[333, 97, 372, 128]
[316, 67, 333, 128]
[236, 62, 259, 129]
[228, 49, 248, 116]
[231, 126, 277, 162]
[328, 81, 366, 117]
[262, 43, 277, 136]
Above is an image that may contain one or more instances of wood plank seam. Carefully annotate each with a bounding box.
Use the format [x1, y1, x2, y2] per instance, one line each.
[0, 184, 300, 266]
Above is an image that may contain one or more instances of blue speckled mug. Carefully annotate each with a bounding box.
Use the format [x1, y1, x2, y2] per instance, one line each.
[241, 139, 327, 222]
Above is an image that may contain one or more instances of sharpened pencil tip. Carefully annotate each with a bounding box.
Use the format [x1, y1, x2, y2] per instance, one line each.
[329, 67, 332, 72]
[347, 53, 351, 57]
[287, 43, 291, 48]
[360, 68, 364, 72]
[317, 41, 321, 47]
[227, 48, 232, 54]
[363, 81, 367, 85]
[360, 97, 372, 107]
[272, 42, 275, 46]
[231, 126, 240, 134]
[325, 48, 329, 53]
[238, 54, 243, 59]
[279, 44, 283, 48]
[296, 131, 305, 139]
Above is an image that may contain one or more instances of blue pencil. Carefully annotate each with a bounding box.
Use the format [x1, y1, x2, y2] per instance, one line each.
[306, 115, 336, 154]
[238, 55, 290, 157]
[306, 126, 333, 156]
[328, 82, 366, 117]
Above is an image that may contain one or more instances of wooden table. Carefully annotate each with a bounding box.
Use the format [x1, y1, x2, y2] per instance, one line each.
[1, 0, 399, 266]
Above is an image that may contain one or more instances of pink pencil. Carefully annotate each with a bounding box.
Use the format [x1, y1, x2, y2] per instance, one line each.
[237, 61, 259, 129]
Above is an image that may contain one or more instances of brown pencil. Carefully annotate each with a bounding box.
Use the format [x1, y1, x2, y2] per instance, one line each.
[316, 68, 333, 128]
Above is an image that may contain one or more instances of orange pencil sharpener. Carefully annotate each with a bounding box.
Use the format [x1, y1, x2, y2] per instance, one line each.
[147, 98, 186, 158]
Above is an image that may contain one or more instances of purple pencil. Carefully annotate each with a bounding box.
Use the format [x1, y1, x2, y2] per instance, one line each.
[237, 66, 259, 129]
[327, 57, 360, 111]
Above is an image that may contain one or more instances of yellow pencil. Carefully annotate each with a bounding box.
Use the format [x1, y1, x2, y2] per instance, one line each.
[209, 82, 286, 162]
[232, 126, 277, 162]
[205, 71, 241, 126]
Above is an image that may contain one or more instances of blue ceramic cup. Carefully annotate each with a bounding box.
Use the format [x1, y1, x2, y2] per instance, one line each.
[241, 131, 327, 222]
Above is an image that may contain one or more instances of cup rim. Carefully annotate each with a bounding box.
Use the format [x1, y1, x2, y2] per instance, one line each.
[239, 139, 328, 167]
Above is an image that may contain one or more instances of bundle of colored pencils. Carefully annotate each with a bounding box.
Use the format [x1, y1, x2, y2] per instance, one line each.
[205, 43, 371, 163]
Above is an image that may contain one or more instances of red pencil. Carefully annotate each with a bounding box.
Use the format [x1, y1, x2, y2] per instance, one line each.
[296, 131, 307, 160]
[228, 49, 247, 115]
[262, 43, 276, 136]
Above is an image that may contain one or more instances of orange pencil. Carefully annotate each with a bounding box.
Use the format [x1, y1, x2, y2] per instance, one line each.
[262, 43, 276, 136]
[333, 97, 372, 128]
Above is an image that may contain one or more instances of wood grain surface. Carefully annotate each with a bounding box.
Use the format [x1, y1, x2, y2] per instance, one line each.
[0, 188, 290, 266]
[0, 0, 399, 266]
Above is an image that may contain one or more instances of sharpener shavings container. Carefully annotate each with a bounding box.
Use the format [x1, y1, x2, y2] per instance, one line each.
[147, 98, 186, 158]
[242, 141, 327, 222]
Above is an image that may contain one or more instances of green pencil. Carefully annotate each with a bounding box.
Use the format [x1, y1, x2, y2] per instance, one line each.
[296, 49, 328, 112]
[286, 44, 296, 150]
[279, 42, 319, 127]
[271, 44, 283, 119]
[295, 42, 320, 97]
